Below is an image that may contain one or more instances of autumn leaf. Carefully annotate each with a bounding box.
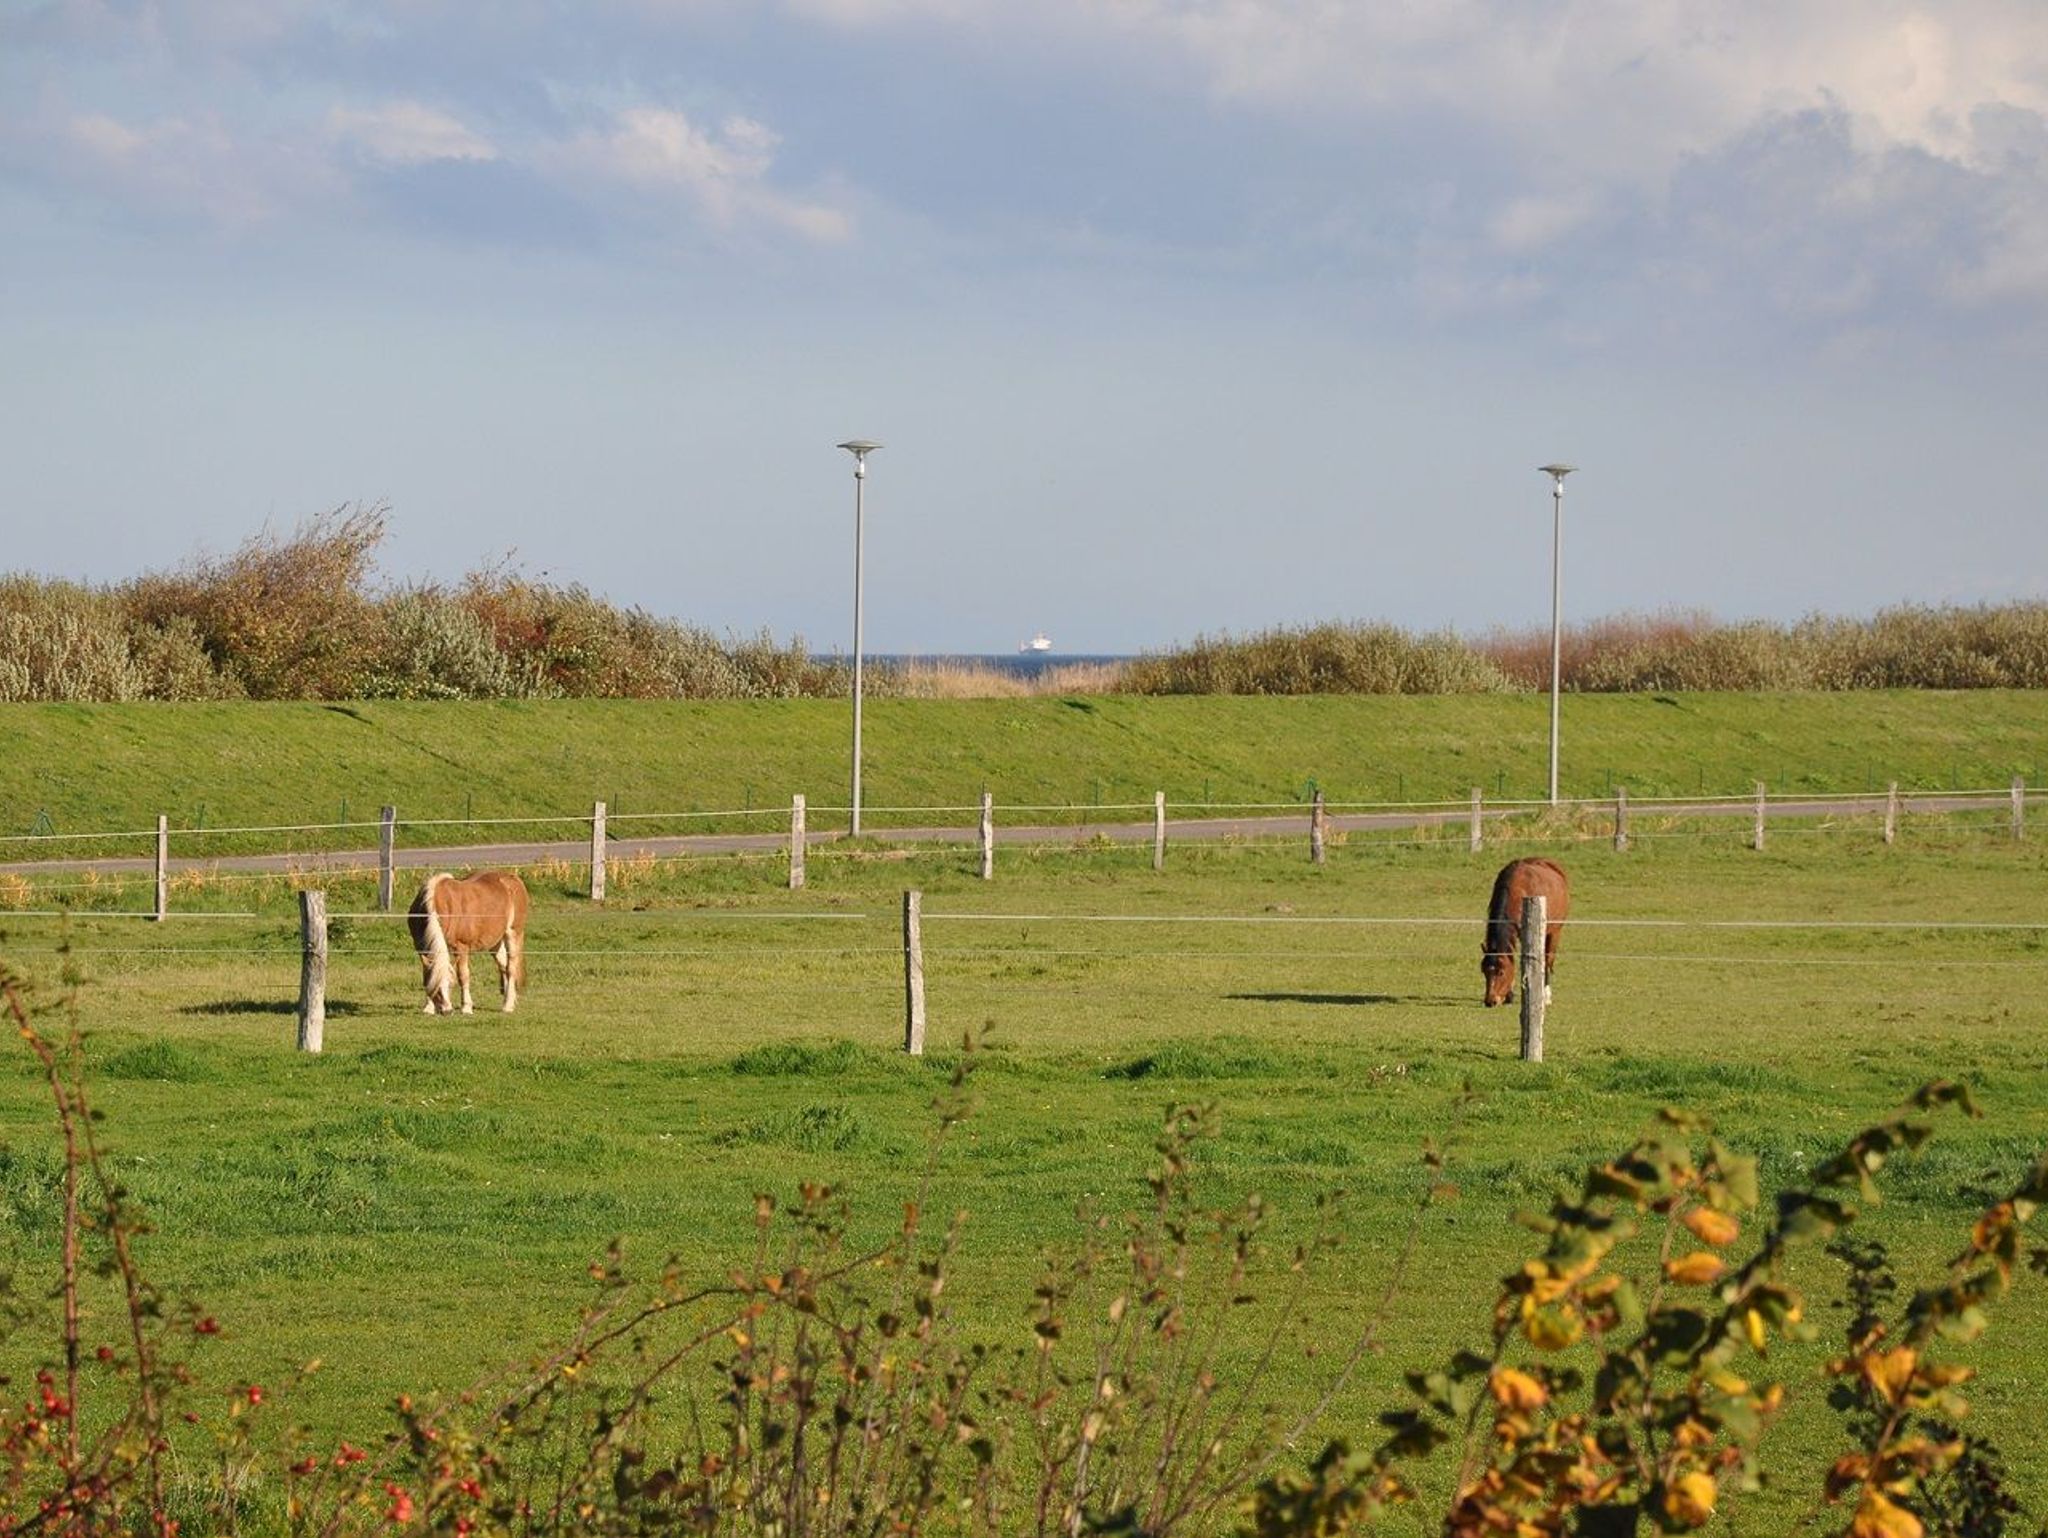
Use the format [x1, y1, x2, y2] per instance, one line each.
[1862, 1347, 1919, 1406]
[1663, 1252, 1728, 1287]
[1488, 1367, 1548, 1412]
[1851, 1489, 1926, 1538]
[1682, 1208, 1741, 1247]
[1661, 1471, 1718, 1528]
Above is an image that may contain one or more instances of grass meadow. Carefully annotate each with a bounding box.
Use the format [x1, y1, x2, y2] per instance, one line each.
[3, 813, 2047, 1529]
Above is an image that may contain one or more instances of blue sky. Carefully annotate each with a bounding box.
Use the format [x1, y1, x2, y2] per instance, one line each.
[4, 1, 2046, 653]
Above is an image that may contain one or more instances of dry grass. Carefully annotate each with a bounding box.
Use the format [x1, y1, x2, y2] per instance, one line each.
[893, 659, 1133, 697]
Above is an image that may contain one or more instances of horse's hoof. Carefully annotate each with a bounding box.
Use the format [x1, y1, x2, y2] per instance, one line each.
[461, 1004, 474, 1015]
[422, 1003, 436, 1015]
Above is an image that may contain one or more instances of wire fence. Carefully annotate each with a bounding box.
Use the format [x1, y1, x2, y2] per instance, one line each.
[14, 895, 2038, 1079]
[0, 781, 2038, 934]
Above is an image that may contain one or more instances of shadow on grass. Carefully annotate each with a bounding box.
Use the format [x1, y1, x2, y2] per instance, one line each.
[1224, 990, 1460, 1008]
[178, 999, 367, 1017]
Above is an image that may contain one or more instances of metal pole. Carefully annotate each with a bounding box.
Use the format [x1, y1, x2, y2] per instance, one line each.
[839, 441, 880, 836]
[1548, 477, 1563, 806]
[851, 462, 865, 837]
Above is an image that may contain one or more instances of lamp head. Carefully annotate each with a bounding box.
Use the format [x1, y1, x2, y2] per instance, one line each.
[1538, 463, 1577, 487]
[838, 440, 882, 478]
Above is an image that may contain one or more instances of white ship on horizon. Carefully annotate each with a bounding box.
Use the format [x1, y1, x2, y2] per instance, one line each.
[1019, 632, 1053, 653]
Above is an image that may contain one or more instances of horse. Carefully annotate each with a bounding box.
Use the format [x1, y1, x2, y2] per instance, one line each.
[408, 871, 529, 1015]
[1481, 858, 1569, 1008]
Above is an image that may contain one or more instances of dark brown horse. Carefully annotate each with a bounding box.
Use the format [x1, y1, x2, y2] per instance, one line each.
[1481, 858, 1569, 1008]
[408, 871, 530, 1015]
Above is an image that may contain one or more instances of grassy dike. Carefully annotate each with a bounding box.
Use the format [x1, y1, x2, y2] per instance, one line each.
[1, 691, 2045, 841]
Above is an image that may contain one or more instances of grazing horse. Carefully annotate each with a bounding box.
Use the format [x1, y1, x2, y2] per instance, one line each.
[408, 871, 529, 1015]
[1481, 858, 1569, 1008]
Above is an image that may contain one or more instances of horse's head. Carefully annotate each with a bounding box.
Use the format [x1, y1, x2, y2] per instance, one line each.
[1481, 950, 1514, 1008]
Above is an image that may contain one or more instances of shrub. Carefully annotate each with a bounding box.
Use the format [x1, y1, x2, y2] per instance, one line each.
[122, 505, 388, 700]
[0, 578, 146, 701]
[364, 590, 518, 700]
[1125, 623, 1510, 695]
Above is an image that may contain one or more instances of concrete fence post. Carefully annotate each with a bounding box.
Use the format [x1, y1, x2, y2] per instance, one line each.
[1310, 789, 1327, 866]
[297, 889, 326, 1054]
[1469, 788, 1483, 854]
[2014, 775, 2026, 842]
[589, 800, 607, 902]
[1613, 786, 1629, 853]
[1518, 893, 1546, 1064]
[902, 889, 926, 1056]
[1153, 791, 1167, 873]
[378, 805, 396, 912]
[1884, 781, 1899, 846]
[154, 814, 168, 923]
[788, 794, 806, 890]
[1752, 782, 1767, 851]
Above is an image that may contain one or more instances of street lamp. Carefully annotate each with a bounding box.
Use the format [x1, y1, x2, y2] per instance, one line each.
[838, 440, 881, 835]
[1537, 464, 1576, 806]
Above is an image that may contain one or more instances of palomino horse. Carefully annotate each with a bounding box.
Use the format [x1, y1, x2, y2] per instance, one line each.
[408, 871, 529, 1015]
[1481, 858, 1569, 1008]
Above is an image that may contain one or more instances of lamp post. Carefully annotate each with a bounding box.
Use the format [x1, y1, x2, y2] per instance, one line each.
[1538, 464, 1576, 806]
[838, 440, 881, 835]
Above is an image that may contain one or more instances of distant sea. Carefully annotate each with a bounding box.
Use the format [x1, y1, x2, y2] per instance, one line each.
[875, 653, 1130, 680]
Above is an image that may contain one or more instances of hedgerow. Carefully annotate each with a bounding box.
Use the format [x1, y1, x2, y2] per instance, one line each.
[0, 508, 858, 704]
[3, 507, 2046, 699]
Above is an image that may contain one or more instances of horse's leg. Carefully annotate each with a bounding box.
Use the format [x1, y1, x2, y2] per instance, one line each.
[1543, 928, 1559, 1005]
[495, 933, 517, 1013]
[456, 948, 475, 1014]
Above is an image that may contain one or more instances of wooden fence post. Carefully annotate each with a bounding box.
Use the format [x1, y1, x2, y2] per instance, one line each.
[788, 794, 806, 890]
[1469, 788, 1483, 854]
[297, 889, 326, 1054]
[2013, 775, 2026, 842]
[1518, 893, 1546, 1064]
[589, 800, 607, 902]
[378, 805, 396, 912]
[1153, 791, 1167, 873]
[1884, 781, 1899, 846]
[1752, 782, 1767, 851]
[154, 814, 168, 922]
[902, 889, 926, 1056]
[1310, 789, 1327, 866]
[1613, 787, 1629, 853]
[980, 791, 995, 881]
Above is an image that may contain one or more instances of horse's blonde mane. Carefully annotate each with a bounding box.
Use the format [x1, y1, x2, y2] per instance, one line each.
[417, 873, 455, 1009]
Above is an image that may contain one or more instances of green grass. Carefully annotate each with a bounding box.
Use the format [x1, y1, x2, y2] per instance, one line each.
[3, 827, 2047, 1528]
[1, 692, 2044, 853]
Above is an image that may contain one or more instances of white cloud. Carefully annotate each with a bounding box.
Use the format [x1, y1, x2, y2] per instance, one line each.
[766, 1, 2048, 182]
[548, 106, 853, 241]
[327, 102, 497, 166]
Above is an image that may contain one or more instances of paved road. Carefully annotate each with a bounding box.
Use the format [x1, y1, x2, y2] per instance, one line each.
[0, 792, 2020, 879]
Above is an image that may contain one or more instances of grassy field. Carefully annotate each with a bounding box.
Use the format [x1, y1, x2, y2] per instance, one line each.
[2, 692, 2045, 854]
[3, 817, 2047, 1529]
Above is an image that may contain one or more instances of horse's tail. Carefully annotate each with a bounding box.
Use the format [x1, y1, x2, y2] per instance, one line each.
[1484, 861, 1520, 959]
[412, 874, 455, 1007]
